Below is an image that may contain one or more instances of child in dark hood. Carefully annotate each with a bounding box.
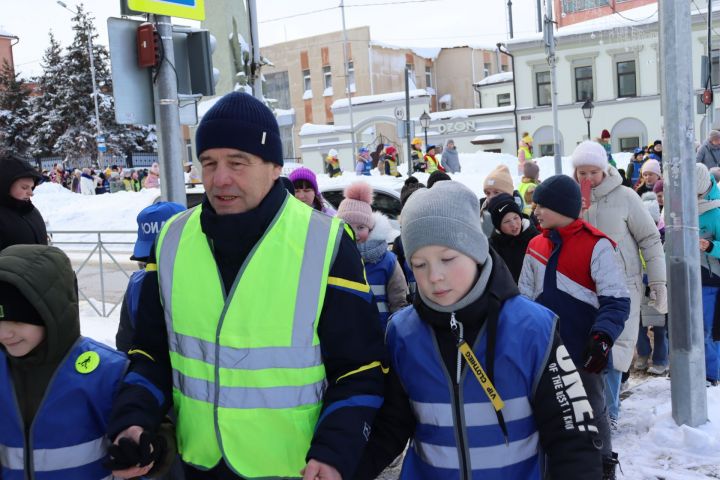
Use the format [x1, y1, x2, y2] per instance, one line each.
[487, 193, 539, 283]
[0, 155, 48, 250]
[0, 245, 174, 479]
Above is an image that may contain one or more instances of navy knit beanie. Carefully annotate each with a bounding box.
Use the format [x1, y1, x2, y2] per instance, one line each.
[195, 92, 283, 166]
[532, 175, 582, 219]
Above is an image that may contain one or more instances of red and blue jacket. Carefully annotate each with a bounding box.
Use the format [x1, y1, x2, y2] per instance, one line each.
[519, 219, 630, 366]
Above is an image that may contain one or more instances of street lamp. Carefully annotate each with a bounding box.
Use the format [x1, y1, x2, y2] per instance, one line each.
[581, 98, 594, 140]
[419, 110, 431, 149]
[57, 1, 104, 166]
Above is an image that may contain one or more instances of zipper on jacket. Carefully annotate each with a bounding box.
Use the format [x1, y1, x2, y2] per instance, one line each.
[449, 312, 470, 478]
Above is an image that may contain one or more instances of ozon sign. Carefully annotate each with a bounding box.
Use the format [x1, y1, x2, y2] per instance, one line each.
[436, 120, 476, 134]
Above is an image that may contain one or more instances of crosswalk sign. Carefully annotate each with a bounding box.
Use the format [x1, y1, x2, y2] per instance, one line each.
[127, 0, 205, 21]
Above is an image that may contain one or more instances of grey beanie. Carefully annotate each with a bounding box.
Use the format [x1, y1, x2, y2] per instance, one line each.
[697, 162, 712, 196]
[401, 181, 489, 265]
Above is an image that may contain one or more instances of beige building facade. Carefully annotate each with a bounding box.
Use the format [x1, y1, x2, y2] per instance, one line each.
[0, 30, 17, 75]
[260, 27, 509, 161]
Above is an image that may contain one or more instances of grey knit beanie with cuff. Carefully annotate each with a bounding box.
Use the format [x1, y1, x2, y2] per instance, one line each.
[401, 181, 489, 266]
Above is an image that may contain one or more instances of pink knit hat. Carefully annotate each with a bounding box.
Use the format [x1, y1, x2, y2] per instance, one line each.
[641, 159, 662, 177]
[337, 182, 374, 228]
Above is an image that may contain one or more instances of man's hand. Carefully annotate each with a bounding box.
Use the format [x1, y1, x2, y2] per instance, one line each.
[583, 332, 612, 374]
[105, 425, 161, 478]
[700, 238, 711, 252]
[301, 459, 342, 480]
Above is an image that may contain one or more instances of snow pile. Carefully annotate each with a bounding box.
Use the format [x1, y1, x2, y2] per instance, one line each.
[613, 377, 720, 479]
[80, 299, 120, 348]
[476, 71, 513, 86]
[331, 89, 429, 110]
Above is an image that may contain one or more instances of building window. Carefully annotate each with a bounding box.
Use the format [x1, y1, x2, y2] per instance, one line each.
[619, 137, 640, 152]
[574, 65, 593, 102]
[303, 69, 311, 92]
[425, 66, 432, 88]
[561, 0, 609, 14]
[497, 93, 511, 107]
[616, 60, 636, 97]
[484, 62, 492, 77]
[323, 66, 332, 89]
[264, 71, 291, 109]
[540, 144, 554, 156]
[500, 64, 508, 72]
[536, 70, 551, 106]
[346, 61, 355, 91]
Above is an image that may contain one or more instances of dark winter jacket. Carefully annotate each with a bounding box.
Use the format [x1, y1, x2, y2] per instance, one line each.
[0, 156, 48, 251]
[354, 250, 602, 479]
[626, 158, 645, 187]
[115, 269, 146, 353]
[108, 179, 387, 479]
[489, 218, 539, 283]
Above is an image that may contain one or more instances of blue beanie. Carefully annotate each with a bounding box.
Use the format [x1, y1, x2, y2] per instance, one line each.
[195, 92, 283, 166]
[532, 174, 582, 219]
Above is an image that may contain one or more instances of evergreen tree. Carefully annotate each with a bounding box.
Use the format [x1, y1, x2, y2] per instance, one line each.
[0, 59, 32, 157]
[28, 32, 66, 157]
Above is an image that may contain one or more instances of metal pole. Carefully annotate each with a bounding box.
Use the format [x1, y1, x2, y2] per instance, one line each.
[340, 0, 357, 167]
[86, 30, 104, 168]
[586, 120, 590, 140]
[660, 0, 708, 427]
[153, 15, 187, 207]
[405, 67, 412, 176]
[537, 0, 543, 32]
[248, 0, 264, 101]
[507, 0, 514, 39]
[545, 0, 562, 173]
[708, 0, 714, 135]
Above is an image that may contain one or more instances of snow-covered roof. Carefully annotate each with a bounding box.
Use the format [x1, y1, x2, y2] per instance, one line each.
[197, 96, 221, 118]
[0, 27, 16, 38]
[332, 89, 429, 110]
[476, 71, 513, 86]
[471, 134, 504, 144]
[369, 41, 441, 59]
[275, 108, 295, 118]
[299, 123, 351, 136]
[427, 106, 514, 121]
[439, 94, 452, 103]
[508, 3, 661, 45]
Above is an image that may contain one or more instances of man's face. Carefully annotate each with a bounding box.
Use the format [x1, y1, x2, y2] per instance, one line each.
[711, 138, 720, 146]
[9, 178, 35, 201]
[199, 148, 281, 215]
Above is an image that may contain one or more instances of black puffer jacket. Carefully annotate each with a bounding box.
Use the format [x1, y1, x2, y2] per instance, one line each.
[489, 219, 539, 283]
[0, 156, 47, 250]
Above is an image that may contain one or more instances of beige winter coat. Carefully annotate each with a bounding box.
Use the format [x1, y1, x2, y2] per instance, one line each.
[580, 166, 666, 371]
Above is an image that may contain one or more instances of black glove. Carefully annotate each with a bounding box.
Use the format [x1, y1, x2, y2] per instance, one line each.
[103, 431, 166, 471]
[583, 332, 612, 374]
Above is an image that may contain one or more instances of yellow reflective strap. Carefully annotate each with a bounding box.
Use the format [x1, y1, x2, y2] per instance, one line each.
[128, 349, 156, 362]
[336, 360, 388, 383]
[145, 263, 158, 272]
[327, 276, 371, 293]
[344, 223, 355, 240]
[458, 341, 505, 411]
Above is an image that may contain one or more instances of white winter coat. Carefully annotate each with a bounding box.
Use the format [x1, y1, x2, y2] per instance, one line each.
[80, 176, 95, 196]
[579, 166, 666, 371]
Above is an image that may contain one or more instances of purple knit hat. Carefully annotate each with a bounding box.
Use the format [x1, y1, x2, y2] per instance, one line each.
[653, 179, 664, 193]
[288, 167, 319, 196]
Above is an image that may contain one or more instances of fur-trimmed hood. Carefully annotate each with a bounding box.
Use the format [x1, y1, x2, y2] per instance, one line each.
[368, 211, 399, 243]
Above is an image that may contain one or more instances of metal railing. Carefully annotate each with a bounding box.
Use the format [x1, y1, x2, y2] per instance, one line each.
[49, 230, 137, 317]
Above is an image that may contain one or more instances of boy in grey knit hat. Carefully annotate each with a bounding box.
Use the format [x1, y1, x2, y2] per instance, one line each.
[356, 180, 603, 479]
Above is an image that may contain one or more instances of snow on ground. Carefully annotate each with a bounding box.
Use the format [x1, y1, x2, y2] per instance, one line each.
[80, 300, 120, 349]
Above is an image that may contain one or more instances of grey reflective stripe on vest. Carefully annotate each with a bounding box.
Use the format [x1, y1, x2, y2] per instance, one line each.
[168, 331, 322, 369]
[376, 302, 389, 313]
[411, 397, 533, 427]
[158, 208, 194, 332]
[0, 436, 108, 472]
[415, 431, 539, 470]
[173, 369, 325, 409]
[370, 285, 386, 296]
[0, 444, 22, 470]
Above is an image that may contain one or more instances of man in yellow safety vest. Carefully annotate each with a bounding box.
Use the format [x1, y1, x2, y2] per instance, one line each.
[106, 92, 386, 480]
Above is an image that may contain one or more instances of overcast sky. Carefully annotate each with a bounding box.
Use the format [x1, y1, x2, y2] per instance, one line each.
[3, 0, 541, 78]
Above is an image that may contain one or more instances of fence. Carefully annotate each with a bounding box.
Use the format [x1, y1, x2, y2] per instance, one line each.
[36, 152, 159, 172]
[49, 230, 137, 317]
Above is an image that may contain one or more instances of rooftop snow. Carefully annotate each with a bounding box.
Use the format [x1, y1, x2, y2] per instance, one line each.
[299, 123, 351, 136]
[476, 71, 513, 86]
[0, 27, 15, 38]
[332, 89, 429, 109]
[369, 41, 441, 59]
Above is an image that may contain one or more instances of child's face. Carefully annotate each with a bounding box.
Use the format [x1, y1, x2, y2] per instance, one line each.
[0, 321, 45, 357]
[534, 204, 574, 230]
[294, 187, 316, 208]
[10, 177, 35, 201]
[656, 191, 664, 207]
[349, 222, 370, 243]
[642, 171, 660, 185]
[410, 246, 477, 307]
[500, 212, 523, 236]
[483, 187, 504, 200]
[575, 166, 605, 188]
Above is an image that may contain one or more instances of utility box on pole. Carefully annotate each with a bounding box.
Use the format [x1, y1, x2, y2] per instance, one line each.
[659, 0, 708, 427]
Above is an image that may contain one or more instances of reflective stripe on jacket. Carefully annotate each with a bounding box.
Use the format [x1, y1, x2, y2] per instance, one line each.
[386, 296, 556, 480]
[366, 251, 398, 330]
[156, 194, 343, 478]
[0, 337, 127, 480]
